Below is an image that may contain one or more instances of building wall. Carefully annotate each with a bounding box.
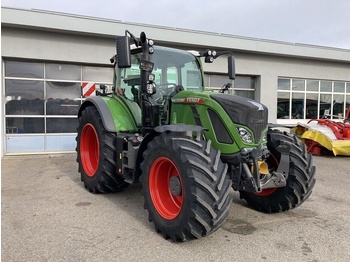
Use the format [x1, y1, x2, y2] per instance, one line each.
[2, 28, 115, 64]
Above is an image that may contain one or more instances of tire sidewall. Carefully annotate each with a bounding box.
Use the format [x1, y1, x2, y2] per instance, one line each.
[141, 137, 196, 230]
[77, 107, 104, 186]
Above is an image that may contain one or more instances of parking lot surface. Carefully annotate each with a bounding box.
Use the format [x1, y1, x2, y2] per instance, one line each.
[2, 153, 350, 262]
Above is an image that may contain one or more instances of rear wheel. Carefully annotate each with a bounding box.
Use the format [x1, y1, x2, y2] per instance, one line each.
[240, 130, 316, 213]
[140, 133, 233, 241]
[76, 106, 128, 193]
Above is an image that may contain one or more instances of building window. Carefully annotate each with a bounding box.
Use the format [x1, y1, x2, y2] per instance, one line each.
[5, 79, 45, 115]
[3, 60, 113, 154]
[205, 74, 256, 99]
[277, 77, 350, 120]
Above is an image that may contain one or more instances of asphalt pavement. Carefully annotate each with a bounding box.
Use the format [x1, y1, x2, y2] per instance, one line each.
[1, 153, 350, 262]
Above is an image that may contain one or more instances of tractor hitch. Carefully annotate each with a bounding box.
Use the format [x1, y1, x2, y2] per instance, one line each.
[240, 142, 291, 193]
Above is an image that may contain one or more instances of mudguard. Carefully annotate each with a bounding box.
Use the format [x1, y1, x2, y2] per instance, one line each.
[78, 96, 140, 132]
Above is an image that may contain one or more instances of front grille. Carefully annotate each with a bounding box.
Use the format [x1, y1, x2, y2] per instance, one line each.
[210, 94, 268, 143]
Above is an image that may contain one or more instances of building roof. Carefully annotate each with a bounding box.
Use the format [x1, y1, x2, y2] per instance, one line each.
[1, 7, 350, 63]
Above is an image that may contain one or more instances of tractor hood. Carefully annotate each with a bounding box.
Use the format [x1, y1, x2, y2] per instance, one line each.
[171, 91, 268, 146]
[210, 94, 268, 143]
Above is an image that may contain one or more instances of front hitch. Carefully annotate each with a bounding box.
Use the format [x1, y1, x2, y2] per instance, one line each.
[241, 141, 291, 193]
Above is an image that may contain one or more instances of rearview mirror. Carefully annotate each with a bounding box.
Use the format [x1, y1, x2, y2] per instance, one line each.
[116, 36, 131, 68]
[228, 56, 235, 80]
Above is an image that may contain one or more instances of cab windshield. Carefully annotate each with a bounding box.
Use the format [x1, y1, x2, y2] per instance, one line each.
[115, 46, 203, 102]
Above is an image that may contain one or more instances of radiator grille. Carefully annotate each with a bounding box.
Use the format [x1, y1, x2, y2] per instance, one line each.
[210, 94, 268, 143]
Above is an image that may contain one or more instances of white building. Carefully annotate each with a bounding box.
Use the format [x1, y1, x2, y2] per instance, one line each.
[1, 7, 350, 155]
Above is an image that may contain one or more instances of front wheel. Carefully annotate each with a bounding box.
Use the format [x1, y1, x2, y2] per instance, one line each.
[240, 130, 316, 213]
[140, 133, 233, 241]
[76, 106, 128, 193]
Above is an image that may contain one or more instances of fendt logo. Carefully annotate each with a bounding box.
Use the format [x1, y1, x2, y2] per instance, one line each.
[172, 97, 205, 104]
[251, 119, 265, 124]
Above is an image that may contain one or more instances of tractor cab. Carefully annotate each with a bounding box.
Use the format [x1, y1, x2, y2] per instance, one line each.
[113, 31, 234, 133]
[115, 46, 203, 106]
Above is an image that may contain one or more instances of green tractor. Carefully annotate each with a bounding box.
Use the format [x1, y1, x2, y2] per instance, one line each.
[76, 30, 316, 241]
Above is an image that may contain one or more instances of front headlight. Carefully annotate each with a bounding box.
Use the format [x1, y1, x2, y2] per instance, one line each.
[262, 131, 267, 143]
[236, 127, 253, 144]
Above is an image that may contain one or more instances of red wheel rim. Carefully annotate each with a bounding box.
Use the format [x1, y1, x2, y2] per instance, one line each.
[255, 154, 278, 196]
[149, 157, 183, 220]
[255, 188, 276, 196]
[80, 123, 99, 177]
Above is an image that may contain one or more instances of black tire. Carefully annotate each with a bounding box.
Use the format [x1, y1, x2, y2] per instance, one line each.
[140, 133, 233, 241]
[76, 106, 128, 193]
[239, 129, 316, 213]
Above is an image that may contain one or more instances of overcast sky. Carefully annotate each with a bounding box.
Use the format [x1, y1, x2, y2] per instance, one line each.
[2, 0, 350, 49]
